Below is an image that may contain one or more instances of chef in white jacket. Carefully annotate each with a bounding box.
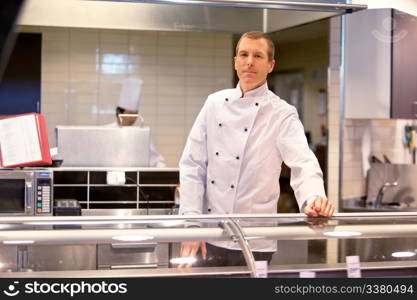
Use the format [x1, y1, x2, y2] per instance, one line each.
[107, 76, 166, 168]
[178, 31, 334, 267]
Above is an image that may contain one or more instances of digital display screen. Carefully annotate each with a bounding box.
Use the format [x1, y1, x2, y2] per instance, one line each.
[0, 179, 25, 213]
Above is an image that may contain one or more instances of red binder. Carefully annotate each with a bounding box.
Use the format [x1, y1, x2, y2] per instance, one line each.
[0, 113, 52, 168]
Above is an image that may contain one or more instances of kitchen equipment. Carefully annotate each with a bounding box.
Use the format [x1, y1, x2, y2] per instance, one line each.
[0, 169, 53, 216]
[366, 163, 417, 208]
[374, 181, 398, 208]
[55, 126, 150, 167]
[97, 243, 162, 270]
[54, 199, 81, 216]
[53, 199, 81, 229]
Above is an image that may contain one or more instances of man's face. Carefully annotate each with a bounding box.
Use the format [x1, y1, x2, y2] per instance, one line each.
[234, 37, 275, 93]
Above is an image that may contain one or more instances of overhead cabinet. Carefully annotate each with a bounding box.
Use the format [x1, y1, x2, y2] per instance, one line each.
[344, 8, 417, 119]
[17, 0, 365, 34]
[391, 10, 417, 119]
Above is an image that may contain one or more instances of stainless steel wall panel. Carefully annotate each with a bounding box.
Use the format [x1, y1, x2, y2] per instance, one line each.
[97, 243, 161, 269]
[27, 245, 96, 271]
[0, 245, 18, 272]
[19, 0, 366, 33]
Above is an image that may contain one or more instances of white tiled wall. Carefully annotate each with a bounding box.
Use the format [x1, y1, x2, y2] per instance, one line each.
[342, 119, 368, 199]
[20, 26, 234, 167]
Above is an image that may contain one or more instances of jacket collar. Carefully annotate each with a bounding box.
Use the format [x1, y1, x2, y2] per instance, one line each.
[235, 81, 269, 100]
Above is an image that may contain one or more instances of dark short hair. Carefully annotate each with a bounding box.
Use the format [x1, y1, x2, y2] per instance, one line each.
[236, 31, 275, 61]
[116, 106, 125, 115]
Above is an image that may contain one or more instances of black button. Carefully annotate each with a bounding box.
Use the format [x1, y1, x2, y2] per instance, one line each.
[236, 156, 239, 160]
[225, 98, 229, 102]
[211, 180, 215, 184]
[255, 103, 259, 106]
[218, 123, 222, 127]
[208, 208, 211, 212]
[244, 128, 248, 132]
[215, 152, 219, 156]
[230, 184, 234, 189]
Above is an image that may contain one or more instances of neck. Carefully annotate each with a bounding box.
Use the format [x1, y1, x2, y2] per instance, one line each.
[240, 80, 266, 96]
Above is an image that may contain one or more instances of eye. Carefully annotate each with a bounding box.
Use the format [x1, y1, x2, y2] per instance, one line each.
[239, 52, 248, 57]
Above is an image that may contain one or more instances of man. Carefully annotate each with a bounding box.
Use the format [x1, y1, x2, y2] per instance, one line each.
[178, 31, 334, 267]
[107, 75, 166, 168]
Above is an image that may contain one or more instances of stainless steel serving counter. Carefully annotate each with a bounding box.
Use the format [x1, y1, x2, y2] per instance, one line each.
[1, 260, 416, 278]
[1, 213, 417, 277]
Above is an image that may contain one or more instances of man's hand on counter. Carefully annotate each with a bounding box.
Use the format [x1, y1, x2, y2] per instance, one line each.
[303, 196, 335, 217]
[178, 241, 207, 268]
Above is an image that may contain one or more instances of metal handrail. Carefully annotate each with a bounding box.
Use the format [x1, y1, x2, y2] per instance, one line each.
[2, 221, 417, 245]
[221, 220, 257, 277]
[2, 212, 417, 223]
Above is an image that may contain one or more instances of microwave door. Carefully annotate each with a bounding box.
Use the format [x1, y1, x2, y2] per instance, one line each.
[0, 178, 26, 215]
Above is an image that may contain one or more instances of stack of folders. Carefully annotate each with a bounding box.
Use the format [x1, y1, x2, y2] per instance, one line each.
[0, 113, 51, 168]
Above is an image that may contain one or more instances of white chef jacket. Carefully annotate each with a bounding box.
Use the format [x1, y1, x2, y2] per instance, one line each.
[106, 122, 166, 168]
[179, 82, 326, 251]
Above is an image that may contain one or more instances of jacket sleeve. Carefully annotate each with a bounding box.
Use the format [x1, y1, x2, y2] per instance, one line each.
[276, 106, 326, 209]
[178, 98, 210, 215]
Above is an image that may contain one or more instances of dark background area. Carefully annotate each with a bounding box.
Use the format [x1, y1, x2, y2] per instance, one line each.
[0, 32, 42, 115]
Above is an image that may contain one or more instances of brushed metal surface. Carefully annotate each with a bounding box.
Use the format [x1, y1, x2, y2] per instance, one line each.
[97, 243, 168, 269]
[367, 164, 417, 208]
[4, 212, 417, 223]
[56, 126, 150, 167]
[1, 260, 416, 278]
[27, 245, 96, 271]
[18, 0, 366, 33]
[97, 244, 157, 269]
[0, 245, 18, 272]
[5, 222, 417, 245]
[114, 0, 364, 11]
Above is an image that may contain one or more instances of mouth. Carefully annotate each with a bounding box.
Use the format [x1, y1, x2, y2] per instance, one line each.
[243, 70, 256, 75]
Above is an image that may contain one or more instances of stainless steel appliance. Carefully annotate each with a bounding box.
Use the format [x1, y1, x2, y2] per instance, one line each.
[0, 170, 53, 216]
[55, 126, 150, 167]
[367, 163, 417, 209]
[97, 243, 165, 270]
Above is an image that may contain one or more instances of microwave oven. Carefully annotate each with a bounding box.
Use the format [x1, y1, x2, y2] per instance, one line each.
[0, 170, 53, 216]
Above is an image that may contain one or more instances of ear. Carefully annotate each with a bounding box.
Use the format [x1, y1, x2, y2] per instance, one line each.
[268, 59, 275, 73]
[234, 56, 237, 71]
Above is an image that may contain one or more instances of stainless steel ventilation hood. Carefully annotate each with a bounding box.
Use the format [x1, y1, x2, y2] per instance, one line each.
[19, 0, 367, 33]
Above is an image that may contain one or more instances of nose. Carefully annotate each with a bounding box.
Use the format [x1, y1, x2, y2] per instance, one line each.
[246, 55, 254, 66]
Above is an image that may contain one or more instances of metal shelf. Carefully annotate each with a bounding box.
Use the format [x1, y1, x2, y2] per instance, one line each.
[52, 169, 179, 210]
